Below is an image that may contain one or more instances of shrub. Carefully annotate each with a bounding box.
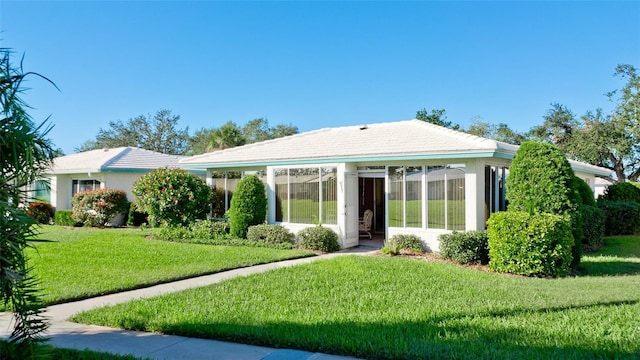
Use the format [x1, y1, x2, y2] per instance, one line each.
[439, 230, 489, 265]
[296, 226, 340, 252]
[71, 188, 129, 227]
[157, 225, 192, 242]
[382, 234, 423, 255]
[190, 219, 229, 239]
[506, 141, 582, 268]
[573, 176, 596, 207]
[597, 201, 640, 235]
[598, 182, 640, 203]
[581, 205, 606, 252]
[228, 175, 267, 238]
[126, 202, 148, 227]
[487, 211, 574, 278]
[54, 210, 78, 226]
[132, 167, 211, 227]
[26, 201, 54, 224]
[247, 224, 294, 244]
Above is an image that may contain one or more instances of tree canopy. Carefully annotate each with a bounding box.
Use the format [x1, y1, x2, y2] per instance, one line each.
[530, 64, 640, 182]
[186, 118, 298, 155]
[76, 109, 189, 155]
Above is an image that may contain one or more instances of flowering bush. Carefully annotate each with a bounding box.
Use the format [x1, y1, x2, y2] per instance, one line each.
[132, 167, 211, 227]
[71, 188, 129, 227]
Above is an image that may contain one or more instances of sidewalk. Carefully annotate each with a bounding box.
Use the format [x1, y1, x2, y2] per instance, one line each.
[1, 248, 374, 360]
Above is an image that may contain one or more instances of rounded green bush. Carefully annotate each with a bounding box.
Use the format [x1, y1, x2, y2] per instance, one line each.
[597, 201, 640, 235]
[598, 182, 640, 203]
[132, 167, 211, 227]
[54, 210, 77, 226]
[382, 234, 424, 255]
[247, 224, 294, 244]
[71, 188, 129, 227]
[573, 176, 596, 207]
[228, 175, 267, 238]
[487, 211, 574, 278]
[296, 226, 340, 252]
[506, 141, 582, 268]
[438, 230, 488, 265]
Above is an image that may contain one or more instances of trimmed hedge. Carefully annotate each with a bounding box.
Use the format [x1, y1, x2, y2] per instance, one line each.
[71, 188, 129, 227]
[296, 226, 340, 252]
[228, 175, 267, 238]
[581, 205, 606, 252]
[598, 182, 640, 203]
[246, 224, 294, 244]
[506, 141, 582, 268]
[382, 234, 424, 255]
[438, 230, 489, 265]
[54, 210, 77, 226]
[597, 201, 640, 235]
[27, 201, 54, 224]
[487, 211, 574, 278]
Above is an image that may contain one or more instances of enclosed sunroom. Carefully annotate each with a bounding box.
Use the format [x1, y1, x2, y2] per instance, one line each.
[180, 120, 610, 251]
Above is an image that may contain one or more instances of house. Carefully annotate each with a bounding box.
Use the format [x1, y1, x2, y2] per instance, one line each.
[180, 120, 611, 251]
[38, 147, 198, 211]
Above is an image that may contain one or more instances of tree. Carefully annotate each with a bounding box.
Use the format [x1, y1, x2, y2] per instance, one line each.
[186, 119, 299, 155]
[415, 108, 460, 130]
[76, 109, 189, 155]
[1, 48, 54, 357]
[213, 121, 246, 150]
[466, 119, 527, 144]
[530, 65, 640, 182]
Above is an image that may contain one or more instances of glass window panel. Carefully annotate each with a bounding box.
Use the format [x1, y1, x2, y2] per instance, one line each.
[33, 179, 50, 202]
[427, 166, 446, 229]
[405, 166, 422, 228]
[210, 171, 228, 218]
[447, 164, 466, 231]
[288, 168, 319, 224]
[321, 167, 337, 225]
[275, 169, 289, 222]
[72, 179, 101, 196]
[388, 166, 404, 227]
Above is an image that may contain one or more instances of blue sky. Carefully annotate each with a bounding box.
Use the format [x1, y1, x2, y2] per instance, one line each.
[1, 1, 639, 155]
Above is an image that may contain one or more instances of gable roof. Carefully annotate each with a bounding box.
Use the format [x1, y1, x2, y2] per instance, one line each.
[48, 147, 186, 174]
[181, 120, 520, 169]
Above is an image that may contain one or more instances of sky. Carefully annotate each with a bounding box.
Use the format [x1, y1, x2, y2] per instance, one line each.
[1, 1, 639, 155]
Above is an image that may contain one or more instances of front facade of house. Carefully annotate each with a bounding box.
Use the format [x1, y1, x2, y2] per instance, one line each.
[41, 147, 194, 211]
[181, 120, 611, 251]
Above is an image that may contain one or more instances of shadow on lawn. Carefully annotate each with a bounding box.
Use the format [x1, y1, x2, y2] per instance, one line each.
[579, 258, 640, 276]
[153, 299, 639, 360]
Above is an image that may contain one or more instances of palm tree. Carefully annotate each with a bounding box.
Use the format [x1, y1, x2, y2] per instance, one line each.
[1, 48, 56, 358]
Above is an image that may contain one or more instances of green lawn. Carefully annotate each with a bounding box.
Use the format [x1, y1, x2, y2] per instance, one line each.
[71, 236, 640, 359]
[25, 226, 313, 305]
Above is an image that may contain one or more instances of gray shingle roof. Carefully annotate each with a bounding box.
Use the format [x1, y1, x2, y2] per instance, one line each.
[181, 120, 520, 168]
[48, 147, 186, 174]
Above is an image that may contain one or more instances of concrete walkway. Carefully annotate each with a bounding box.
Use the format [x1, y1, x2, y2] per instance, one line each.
[1, 248, 376, 359]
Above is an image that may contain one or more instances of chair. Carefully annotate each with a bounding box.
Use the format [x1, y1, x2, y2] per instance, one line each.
[359, 209, 373, 239]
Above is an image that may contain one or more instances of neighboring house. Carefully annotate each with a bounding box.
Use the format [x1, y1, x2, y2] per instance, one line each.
[180, 120, 611, 251]
[594, 177, 614, 199]
[39, 147, 196, 211]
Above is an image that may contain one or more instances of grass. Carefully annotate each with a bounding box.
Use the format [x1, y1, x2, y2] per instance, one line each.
[71, 236, 640, 359]
[0, 340, 147, 360]
[24, 225, 313, 305]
